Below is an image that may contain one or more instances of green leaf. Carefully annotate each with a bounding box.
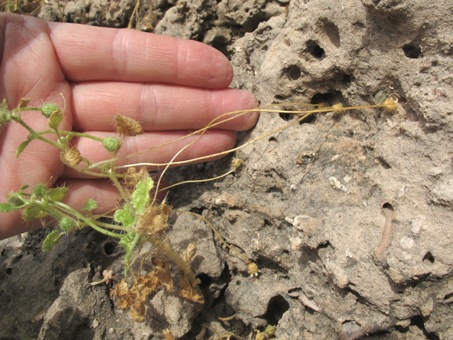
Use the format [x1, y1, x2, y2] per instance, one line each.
[0, 99, 11, 125]
[19, 184, 29, 191]
[0, 203, 14, 212]
[113, 206, 136, 227]
[48, 110, 63, 130]
[82, 198, 98, 212]
[47, 187, 68, 202]
[119, 231, 136, 253]
[42, 230, 61, 252]
[131, 177, 154, 215]
[33, 184, 47, 197]
[8, 195, 25, 208]
[16, 139, 32, 157]
[22, 205, 48, 221]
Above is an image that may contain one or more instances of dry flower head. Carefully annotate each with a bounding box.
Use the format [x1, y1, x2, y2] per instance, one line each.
[115, 114, 143, 136]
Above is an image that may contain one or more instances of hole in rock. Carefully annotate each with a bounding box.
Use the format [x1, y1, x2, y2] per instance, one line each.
[103, 240, 120, 256]
[264, 295, 290, 324]
[310, 91, 343, 107]
[5, 268, 12, 275]
[402, 44, 422, 58]
[279, 112, 294, 121]
[196, 273, 212, 288]
[382, 202, 394, 211]
[422, 251, 435, 263]
[286, 65, 302, 80]
[410, 315, 440, 340]
[306, 40, 325, 59]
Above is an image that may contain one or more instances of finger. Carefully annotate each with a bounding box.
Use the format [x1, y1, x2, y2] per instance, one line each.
[71, 82, 258, 132]
[62, 130, 236, 178]
[48, 22, 233, 88]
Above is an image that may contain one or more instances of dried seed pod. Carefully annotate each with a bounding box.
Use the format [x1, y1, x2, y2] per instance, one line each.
[115, 114, 143, 136]
[124, 167, 149, 190]
[62, 147, 82, 166]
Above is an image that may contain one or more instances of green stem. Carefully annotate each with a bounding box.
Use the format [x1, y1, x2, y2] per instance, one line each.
[60, 131, 104, 142]
[11, 116, 62, 149]
[53, 201, 123, 239]
[107, 168, 130, 202]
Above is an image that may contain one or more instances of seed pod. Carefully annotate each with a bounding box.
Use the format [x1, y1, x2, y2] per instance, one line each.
[114, 115, 143, 136]
[103, 137, 122, 153]
[62, 147, 82, 166]
[41, 103, 60, 118]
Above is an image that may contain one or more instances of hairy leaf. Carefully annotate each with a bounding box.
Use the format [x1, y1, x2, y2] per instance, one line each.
[83, 198, 98, 212]
[131, 178, 154, 215]
[47, 187, 68, 202]
[114, 207, 136, 227]
[22, 204, 48, 221]
[42, 230, 61, 252]
[0, 202, 14, 212]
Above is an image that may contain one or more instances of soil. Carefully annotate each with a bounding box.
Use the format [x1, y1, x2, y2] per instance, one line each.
[1, 0, 452, 339]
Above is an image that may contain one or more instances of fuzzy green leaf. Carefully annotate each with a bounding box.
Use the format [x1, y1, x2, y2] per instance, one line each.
[8, 195, 25, 208]
[22, 205, 48, 221]
[119, 231, 136, 253]
[113, 206, 136, 227]
[82, 199, 98, 212]
[47, 187, 68, 202]
[131, 177, 154, 215]
[42, 230, 61, 252]
[0, 203, 14, 212]
[33, 184, 47, 197]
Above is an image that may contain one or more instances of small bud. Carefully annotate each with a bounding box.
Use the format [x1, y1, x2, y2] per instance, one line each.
[41, 103, 60, 118]
[114, 115, 143, 136]
[332, 103, 345, 112]
[18, 98, 30, 108]
[231, 157, 243, 171]
[248, 262, 260, 277]
[0, 99, 11, 125]
[383, 97, 397, 112]
[48, 110, 63, 130]
[103, 137, 122, 153]
[62, 147, 82, 166]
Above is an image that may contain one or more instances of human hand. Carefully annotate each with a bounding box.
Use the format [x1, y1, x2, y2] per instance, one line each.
[0, 13, 258, 239]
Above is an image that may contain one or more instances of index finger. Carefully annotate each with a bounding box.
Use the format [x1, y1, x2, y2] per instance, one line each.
[48, 22, 233, 88]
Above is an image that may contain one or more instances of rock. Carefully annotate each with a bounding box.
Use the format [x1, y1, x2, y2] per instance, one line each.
[1, 0, 452, 339]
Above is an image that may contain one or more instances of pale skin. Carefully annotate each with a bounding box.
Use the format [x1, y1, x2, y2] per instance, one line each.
[0, 13, 258, 240]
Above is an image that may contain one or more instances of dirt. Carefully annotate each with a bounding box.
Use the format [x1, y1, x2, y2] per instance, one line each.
[1, 0, 452, 339]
